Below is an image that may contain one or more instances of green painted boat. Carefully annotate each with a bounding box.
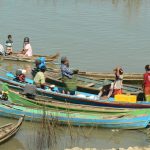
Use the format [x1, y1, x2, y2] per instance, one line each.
[3, 83, 130, 114]
[0, 102, 149, 129]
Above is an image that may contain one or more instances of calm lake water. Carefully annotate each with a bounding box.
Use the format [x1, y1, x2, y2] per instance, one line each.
[0, 0, 150, 72]
[0, 0, 150, 149]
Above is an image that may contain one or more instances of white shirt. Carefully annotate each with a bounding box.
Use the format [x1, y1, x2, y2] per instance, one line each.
[0, 44, 4, 54]
[24, 43, 32, 56]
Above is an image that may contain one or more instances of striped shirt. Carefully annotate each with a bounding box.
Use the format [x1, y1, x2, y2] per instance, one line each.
[60, 64, 73, 79]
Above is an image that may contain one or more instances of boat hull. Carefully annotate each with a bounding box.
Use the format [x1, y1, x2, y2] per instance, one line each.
[0, 102, 149, 129]
[0, 76, 149, 109]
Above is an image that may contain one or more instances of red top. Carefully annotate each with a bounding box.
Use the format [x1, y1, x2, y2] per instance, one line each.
[144, 72, 150, 87]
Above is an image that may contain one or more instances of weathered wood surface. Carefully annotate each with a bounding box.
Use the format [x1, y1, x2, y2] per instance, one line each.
[1, 52, 60, 63]
[0, 116, 24, 144]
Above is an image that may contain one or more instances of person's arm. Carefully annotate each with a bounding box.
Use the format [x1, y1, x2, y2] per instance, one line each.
[98, 90, 102, 98]
[116, 67, 120, 78]
[107, 83, 114, 98]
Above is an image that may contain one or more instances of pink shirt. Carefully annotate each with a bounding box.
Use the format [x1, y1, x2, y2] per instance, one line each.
[24, 43, 32, 56]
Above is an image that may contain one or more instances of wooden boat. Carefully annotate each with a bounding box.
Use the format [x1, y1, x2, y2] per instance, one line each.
[0, 76, 149, 109]
[78, 71, 143, 81]
[4, 84, 130, 114]
[5, 71, 142, 95]
[0, 102, 149, 129]
[0, 116, 24, 144]
[45, 74, 142, 95]
[47, 67, 143, 83]
[0, 52, 60, 63]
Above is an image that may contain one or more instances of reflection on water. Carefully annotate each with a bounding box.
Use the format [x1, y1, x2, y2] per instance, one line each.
[112, 0, 141, 19]
[0, 117, 149, 150]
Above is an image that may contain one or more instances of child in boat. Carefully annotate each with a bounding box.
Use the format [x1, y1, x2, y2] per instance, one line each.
[5, 35, 13, 55]
[14, 69, 26, 82]
[19, 37, 32, 57]
[143, 65, 150, 101]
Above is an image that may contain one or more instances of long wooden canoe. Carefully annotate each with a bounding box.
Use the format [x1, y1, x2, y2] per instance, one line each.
[0, 102, 149, 129]
[6, 71, 142, 95]
[78, 71, 143, 81]
[0, 76, 149, 109]
[47, 67, 143, 83]
[45, 74, 142, 95]
[5, 84, 130, 114]
[1, 52, 60, 63]
[0, 116, 24, 144]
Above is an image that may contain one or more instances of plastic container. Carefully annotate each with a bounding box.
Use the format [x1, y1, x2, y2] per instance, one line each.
[114, 94, 137, 103]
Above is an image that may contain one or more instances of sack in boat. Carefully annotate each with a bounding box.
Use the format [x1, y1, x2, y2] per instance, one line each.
[62, 75, 77, 92]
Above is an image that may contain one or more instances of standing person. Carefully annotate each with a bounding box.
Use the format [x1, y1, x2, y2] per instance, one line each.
[5, 35, 13, 55]
[34, 66, 46, 89]
[143, 65, 150, 101]
[19, 37, 32, 57]
[112, 66, 124, 95]
[60, 56, 78, 95]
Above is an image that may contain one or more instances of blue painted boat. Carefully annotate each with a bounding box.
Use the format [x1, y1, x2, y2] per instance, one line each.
[0, 75, 150, 109]
[0, 102, 149, 129]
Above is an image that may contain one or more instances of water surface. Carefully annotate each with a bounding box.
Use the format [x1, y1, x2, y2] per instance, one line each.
[0, 0, 150, 149]
[0, 0, 150, 72]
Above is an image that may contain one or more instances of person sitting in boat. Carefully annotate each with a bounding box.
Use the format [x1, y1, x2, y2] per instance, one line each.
[34, 66, 46, 89]
[60, 56, 78, 95]
[19, 37, 32, 57]
[32, 57, 46, 77]
[98, 80, 112, 99]
[143, 65, 150, 102]
[98, 67, 123, 99]
[0, 44, 5, 56]
[14, 69, 26, 83]
[5, 35, 13, 55]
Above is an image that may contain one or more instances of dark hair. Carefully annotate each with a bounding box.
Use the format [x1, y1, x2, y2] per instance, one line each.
[145, 65, 149, 71]
[119, 68, 124, 75]
[24, 37, 29, 43]
[8, 35, 12, 39]
[61, 56, 67, 64]
[40, 66, 46, 72]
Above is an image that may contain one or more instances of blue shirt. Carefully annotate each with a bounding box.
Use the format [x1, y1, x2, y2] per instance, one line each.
[60, 64, 73, 79]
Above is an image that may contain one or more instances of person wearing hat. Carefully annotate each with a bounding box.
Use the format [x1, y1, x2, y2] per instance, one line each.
[34, 66, 46, 89]
[60, 56, 78, 94]
[32, 57, 46, 77]
[19, 37, 32, 57]
[143, 65, 150, 101]
[14, 69, 26, 82]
